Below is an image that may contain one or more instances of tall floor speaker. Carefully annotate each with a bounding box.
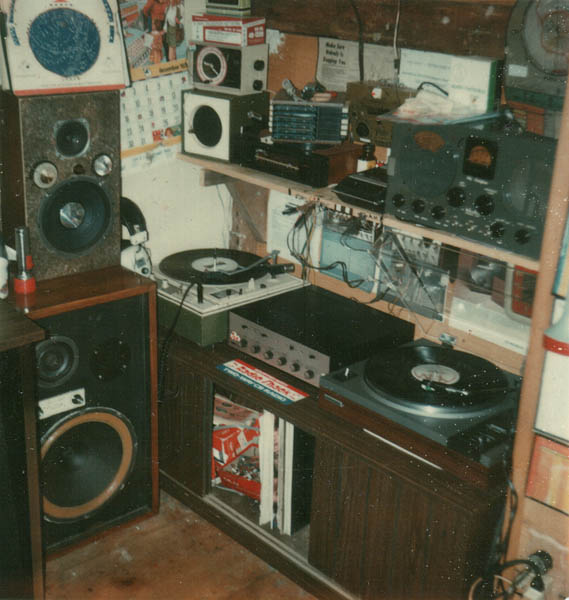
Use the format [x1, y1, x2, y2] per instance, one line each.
[0, 90, 121, 281]
[27, 269, 158, 552]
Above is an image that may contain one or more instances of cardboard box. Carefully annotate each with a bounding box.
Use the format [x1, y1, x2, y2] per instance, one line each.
[190, 14, 265, 47]
[212, 424, 259, 468]
[218, 446, 261, 501]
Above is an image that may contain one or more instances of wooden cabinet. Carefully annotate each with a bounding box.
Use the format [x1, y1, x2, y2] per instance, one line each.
[309, 438, 502, 600]
[158, 333, 506, 600]
[0, 303, 45, 600]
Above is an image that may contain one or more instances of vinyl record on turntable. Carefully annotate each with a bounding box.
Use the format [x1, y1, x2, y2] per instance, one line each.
[364, 343, 511, 418]
[159, 248, 266, 285]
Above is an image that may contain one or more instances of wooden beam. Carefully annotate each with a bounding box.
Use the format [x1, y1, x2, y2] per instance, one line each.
[253, 0, 514, 58]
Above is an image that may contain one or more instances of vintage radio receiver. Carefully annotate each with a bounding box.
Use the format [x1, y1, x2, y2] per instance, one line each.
[269, 91, 349, 144]
[347, 80, 416, 146]
[386, 118, 557, 259]
[189, 43, 267, 95]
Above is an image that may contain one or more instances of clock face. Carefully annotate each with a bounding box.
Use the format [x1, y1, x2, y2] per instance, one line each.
[195, 46, 228, 86]
[523, 0, 569, 76]
[28, 8, 101, 77]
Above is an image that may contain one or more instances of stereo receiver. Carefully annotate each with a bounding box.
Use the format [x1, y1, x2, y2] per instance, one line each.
[386, 118, 557, 259]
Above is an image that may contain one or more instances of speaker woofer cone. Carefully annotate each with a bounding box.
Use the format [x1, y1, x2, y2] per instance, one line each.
[39, 177, 111, 255]
[193, 105, 223, 147]
[36, 335, 79, 389]
[41, 408, 137, 523]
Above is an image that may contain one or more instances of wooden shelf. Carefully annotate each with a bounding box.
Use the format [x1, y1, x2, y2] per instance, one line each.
[178, 153, 540, 272]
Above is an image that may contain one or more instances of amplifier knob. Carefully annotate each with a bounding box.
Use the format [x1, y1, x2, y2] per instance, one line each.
[254, 59, 266, 71]
[475, 195, 495, 216]
[515, 229, 531, 244]
[277, 356, 287, 366]
[431, 205, 446, 220]
[290, 362, 300, 372]
[490, 222, 506, 238]
[251, 344, 261, 354]
[304, 369, 315, 380]
[412, 199, 426, 214]
[447, 187, 465, 207]
[264, 350, 274, 359]
[392, 193, 405, 207]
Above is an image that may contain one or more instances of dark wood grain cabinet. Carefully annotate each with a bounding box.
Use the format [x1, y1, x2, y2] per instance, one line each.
[158, 333, 506, 600]
[309, 438, 502, 600]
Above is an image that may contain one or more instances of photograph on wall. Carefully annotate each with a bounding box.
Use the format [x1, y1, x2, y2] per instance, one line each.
[119, 0, 188, 81]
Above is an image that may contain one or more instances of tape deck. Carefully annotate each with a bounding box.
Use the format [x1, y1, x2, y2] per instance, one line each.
[386, 117, 557, 259]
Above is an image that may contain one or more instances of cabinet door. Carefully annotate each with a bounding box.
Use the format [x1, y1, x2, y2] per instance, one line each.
[159, 348, 211, 496]
[309, 438, 499, 600]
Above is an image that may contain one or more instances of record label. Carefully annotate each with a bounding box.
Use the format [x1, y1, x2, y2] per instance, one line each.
[1, 0, 129, 95]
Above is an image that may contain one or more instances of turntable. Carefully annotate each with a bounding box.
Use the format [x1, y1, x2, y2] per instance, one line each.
[319, 341, 520, 471]
[153, 248, 305, 345]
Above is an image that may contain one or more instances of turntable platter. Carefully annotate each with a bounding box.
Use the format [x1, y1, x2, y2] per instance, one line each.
[159, 249, 265, 285]
[364, 343, 510, 418]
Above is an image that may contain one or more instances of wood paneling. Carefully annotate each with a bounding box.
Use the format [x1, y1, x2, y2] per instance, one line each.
[254, 0, 515, 58]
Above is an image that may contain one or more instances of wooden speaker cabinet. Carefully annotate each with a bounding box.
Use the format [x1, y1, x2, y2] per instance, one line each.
[17, 267, 159, 553]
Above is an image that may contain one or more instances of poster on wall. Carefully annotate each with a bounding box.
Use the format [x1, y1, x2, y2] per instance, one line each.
[0, 0, 130, 95]
[120, 71, 191, 173]
[119, 0, 189, 81]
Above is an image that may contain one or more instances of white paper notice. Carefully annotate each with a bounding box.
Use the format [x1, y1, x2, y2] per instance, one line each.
[316, 38, 397, 91]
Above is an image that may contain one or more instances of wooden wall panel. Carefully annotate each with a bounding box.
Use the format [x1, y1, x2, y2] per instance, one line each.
[254, 0, 515, 58]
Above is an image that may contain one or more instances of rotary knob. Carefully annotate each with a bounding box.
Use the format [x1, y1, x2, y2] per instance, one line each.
[412, 199, 426, 214]
[290, 362, 300, 372]
[431, 205, 446, 220]
[475, 195, 495, 216]
[264, 350, 274, 360]
[277, 356, 287, 366]
[304, 369, 315, 380]
[490, 222, 505, 238]
[514, 229, 531, 245]
[392, 193, 405, 208]
[251, 344, 261, 354]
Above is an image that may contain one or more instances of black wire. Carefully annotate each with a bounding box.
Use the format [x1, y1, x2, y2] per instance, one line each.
[158, 282, 195, 403]
[417, 81, 449, 96]
[348, 0, 364, 81]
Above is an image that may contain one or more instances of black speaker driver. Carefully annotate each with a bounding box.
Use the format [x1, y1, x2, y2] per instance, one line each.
[38, 177, 111, 255]
[55, 118, 90, 157]
[193, 105, 223, 147]
[364, 343, 510, 418]
[35, 335, 80, 389]
[41, 408, 137, 523]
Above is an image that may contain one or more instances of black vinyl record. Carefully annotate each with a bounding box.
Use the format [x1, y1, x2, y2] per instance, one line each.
[364, 343, 510, 416]
[159, 248, 264, 285]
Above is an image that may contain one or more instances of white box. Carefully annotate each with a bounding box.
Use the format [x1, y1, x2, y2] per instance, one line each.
[190, 13, 265, 46]
[398, 49, 499, 114]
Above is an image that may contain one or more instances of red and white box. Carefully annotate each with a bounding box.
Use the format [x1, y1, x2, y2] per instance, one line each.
[212, 424, 259, 468]
[190, 14, 266, 47]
